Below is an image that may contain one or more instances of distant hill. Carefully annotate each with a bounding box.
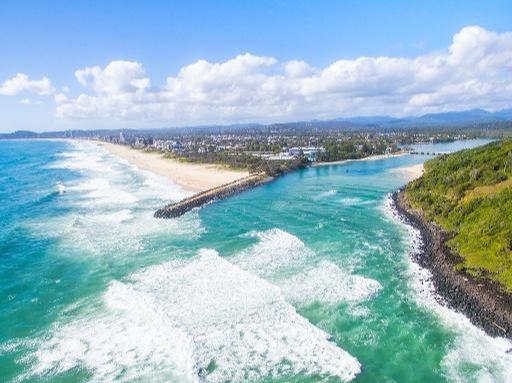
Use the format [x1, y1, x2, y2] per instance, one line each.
[1, 130, 41, 139]
[412, 109, 496, 124]
[2, 108, 512, 138]
[405, 140, 512, 291]
[338, 108, 512, 127]
[334, 115, 399, 125]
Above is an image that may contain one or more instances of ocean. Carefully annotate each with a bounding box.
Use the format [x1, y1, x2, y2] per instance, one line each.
[1, 138, 510, 382]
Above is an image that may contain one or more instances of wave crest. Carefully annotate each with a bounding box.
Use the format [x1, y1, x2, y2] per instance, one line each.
[20, 249, 361, 382]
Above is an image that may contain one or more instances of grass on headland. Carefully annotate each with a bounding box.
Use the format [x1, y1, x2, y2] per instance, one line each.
[405, 140, 512, 291]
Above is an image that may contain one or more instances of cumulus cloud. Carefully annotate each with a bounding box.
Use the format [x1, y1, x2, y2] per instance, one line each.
[284, 60, 316, 78]
[0, 73, 53, 96]
[75, 61, 150, 94]
[56, 26, 512, 124]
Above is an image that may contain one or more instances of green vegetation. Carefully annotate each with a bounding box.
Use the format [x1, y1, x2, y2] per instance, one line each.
[318, 139, 396, 162]
[163, 150, 310, 176]
[405, 140, 512, 291]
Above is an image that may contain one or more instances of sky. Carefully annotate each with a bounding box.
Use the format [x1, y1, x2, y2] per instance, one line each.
[1, 0, 512, 132]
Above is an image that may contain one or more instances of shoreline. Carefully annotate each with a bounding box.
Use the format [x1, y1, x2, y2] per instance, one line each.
[390, 163, 424, 180]
[391, 189, 512, 339]
[95, 140, 424, 219]
[95, 141, 249, 192]
[92, 140, 272, 218]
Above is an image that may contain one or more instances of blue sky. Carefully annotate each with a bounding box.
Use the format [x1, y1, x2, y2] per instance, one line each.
[1, 0, 512, 132]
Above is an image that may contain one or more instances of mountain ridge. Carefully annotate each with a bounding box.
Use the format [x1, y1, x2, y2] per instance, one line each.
[2, 108, 512, 138]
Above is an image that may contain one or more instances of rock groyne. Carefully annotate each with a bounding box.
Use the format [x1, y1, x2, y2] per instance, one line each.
[392, 189, 512, 339]
[155, 174, 272, 219]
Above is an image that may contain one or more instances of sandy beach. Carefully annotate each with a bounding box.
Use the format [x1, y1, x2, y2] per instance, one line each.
[96, 141, 249, 192]
[393, 163, 424, 180]
[313, 152, 423, 180]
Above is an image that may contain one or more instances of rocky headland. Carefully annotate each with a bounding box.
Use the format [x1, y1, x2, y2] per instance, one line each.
[392, 189, 512, 339]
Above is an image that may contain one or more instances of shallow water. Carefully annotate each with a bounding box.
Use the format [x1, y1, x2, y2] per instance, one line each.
[1, 138, 510, 382]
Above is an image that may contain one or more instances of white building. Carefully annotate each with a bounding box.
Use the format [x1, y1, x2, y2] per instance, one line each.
[288, 147, 325, 162]
[152, 140, 184, 152]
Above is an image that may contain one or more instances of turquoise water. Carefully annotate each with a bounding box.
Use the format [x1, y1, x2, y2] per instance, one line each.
[1, 138, 511, 383]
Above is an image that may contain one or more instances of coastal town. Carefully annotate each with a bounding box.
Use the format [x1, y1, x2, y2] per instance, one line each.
[89, 125, 481, 173]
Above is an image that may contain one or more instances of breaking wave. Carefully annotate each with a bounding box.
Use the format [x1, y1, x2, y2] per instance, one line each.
[18, 249, 361, 382]
[26, 140, 201, 255]
[233, 228, 314, 276]
[232, 228, 382, 306]
[280, 261, 382, 305]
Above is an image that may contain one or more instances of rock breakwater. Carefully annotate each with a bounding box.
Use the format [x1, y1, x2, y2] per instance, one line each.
[155, 174, 272, 218]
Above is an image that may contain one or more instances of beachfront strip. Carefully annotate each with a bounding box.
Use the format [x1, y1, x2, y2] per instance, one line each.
[91, 125, 485, 217]
[97, 140, 423, 219]
[95, 125, 476, 173]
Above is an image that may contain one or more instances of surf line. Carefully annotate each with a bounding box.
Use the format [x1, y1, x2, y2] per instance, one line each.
[154, 173, 272, 218]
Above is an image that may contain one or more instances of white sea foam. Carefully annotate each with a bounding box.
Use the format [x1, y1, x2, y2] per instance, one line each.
[70, 177, 139, 205]
[86, 209, 134, 224]
[29, 140, 201, 255]
[232, 228, 381, 306]
[55, 182, 66, 195]
[51, 140, 189, 205]
[23, 250, 361, 382]
[280, 261, 382, 305]
[233, 228, 314, 276]
[22, 284, 198, 383]
[48, 141, 111, 173]
[314, 189, 337, 200]
[27, 207, 203, 255]
[137, 171, 194, 202]
[339, 197, 371, 206]
[383, 194, 512, 382]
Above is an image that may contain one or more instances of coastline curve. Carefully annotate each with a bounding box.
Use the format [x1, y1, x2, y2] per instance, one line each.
[391, 189, 512, 339]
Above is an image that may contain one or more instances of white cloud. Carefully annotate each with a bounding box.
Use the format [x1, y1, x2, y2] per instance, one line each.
[284, 60, 316, 78]
[0, 73, 53, 96]
[54, 93, 68, 104]
[56, 26, 512, 124]
[75, 61, 150, 94]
